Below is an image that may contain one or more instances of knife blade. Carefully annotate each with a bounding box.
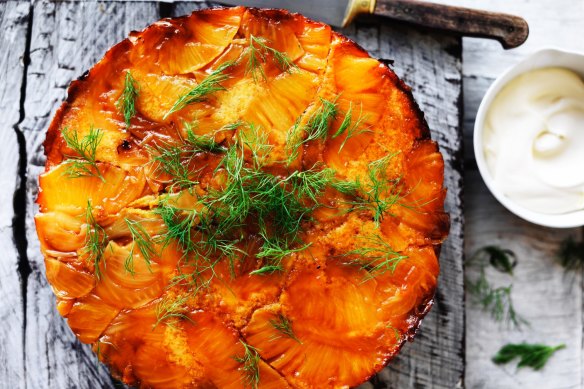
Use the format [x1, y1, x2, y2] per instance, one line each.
[217, 0, 351, 27]
[215, 0, 529, 49]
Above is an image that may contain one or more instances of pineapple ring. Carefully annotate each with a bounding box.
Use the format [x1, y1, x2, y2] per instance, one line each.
[36, 6, 449, 388]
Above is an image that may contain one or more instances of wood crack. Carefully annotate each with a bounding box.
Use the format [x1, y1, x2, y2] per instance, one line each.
[12, 4, 34, 387]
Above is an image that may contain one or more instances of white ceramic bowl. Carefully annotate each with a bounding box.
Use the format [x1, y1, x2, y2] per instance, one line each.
[474, 48, 584, 228]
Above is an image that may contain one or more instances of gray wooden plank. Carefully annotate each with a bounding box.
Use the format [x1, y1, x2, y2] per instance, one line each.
[0, 2, 31, 389]
[367, 23, 464, 389]
[21, 1, 160, 388]
[465, 169, 582, 389]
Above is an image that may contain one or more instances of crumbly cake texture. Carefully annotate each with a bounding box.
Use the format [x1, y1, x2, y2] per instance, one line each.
[36, 6, 449, 388]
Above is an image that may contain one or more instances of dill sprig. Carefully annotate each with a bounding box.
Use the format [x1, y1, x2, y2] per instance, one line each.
[331, 102, 370, 153]
[124, 218, 156, 274]
[61, 126, 105, 181]
[492, 343, 565, 370]
[82, 200, 107, 279]
[246, 35, 297, 82]
[333, 153, 403, 226]
[467, 270, 527, 328]
[164, 61, 235, 119]
[269, 313, 301, 344]
[466, 244, 527, 328]
[116, 71, 139, 128]
[184, 122, 225, 153]
[470, 245, 517, 275]
[557, 236, 584, 271]
[233, 340, 261, 389]
[286, 97, 339, 164]
[248, 265, 282, 275]
[155, 197, 201, 258]
[344, 234, 407, 282]
[148, 141, 200, 192]
[154, 294, 193, 329]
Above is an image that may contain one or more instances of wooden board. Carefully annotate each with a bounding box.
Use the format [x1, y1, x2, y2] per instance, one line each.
[2, 1, 464, 387]
[0, 3, 30, 389]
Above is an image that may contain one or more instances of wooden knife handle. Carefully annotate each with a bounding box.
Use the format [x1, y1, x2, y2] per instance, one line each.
[374, 0, 529, 49]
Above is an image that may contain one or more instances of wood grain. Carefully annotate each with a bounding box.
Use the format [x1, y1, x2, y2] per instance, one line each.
[351, 21, 465, 389]
[465, 169, 582, 389]
[0, 3, 30, 389]
[20, 2, 159, 388]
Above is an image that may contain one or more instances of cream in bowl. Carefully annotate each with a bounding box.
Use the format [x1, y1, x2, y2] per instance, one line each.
[475, 49, 584, 227]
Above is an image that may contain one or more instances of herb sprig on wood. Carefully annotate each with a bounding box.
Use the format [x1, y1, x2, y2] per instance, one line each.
[466, 245, 527, 328]
[492, 343, 565, 370]
[557, 236, 584, 271]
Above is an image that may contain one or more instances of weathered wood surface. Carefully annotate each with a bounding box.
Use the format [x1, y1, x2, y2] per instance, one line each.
[442, 1, 584, 388]
[20, 2, 159, 388]
[0, 3, 30, 389]
[343, 22, 464, 389]
[465, 170, 582, 389]
[1, 0, 465, 388]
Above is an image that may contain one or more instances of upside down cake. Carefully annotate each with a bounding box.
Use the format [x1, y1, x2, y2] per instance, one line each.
[35, 6, 449, 388]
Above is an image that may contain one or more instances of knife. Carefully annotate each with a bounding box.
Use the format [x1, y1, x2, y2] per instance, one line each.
[217, 0, 529, 49]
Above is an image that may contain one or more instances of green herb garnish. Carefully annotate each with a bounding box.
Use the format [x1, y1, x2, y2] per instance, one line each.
[246, 35, 297, 82]
[492, 343, 565, 370]
[154, 294, 193, 329]
[269, 313, 301, 344]
[233, 340, 261, 389]
[82, 200, 107, 279]
[470, 245, 517, 275]
[344, 234, 407, 282]
[334, 153, 403, 227]
[116, 71, 139, 128]
[286, 97, 338, 164]
[61, 126, 105, 181]
[124, 218, 156, 274]
[557, 236, 584, 271]
[148, 141, 200, 192]
[331, 102, 370, 153]
[467, 271, 526, 328]
[164, 61, 235, 119]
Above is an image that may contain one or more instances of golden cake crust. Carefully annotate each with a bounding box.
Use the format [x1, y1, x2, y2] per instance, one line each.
[36, 6, 449, 388]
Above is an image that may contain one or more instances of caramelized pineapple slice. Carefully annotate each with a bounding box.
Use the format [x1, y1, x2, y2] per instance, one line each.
[244, 260, 391, 388]
[296, 20, 332, 74]
[64, 293, 120, 344]
[38, 164, 146, 216]
[240, 9, 304, 64]
[158, 7, 244, 75]
[98, 302, 289, 388]
[35, 211, 85, 253]
[133, 70, 199, 123]
[45, 257, 95, 299]
[93, 241, 173, 310]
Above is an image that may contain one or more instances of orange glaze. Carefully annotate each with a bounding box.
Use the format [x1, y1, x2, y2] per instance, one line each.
[36, 6, 448, 388]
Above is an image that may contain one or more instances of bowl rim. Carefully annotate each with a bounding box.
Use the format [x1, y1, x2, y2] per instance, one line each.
[473, 47, 584, 228]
